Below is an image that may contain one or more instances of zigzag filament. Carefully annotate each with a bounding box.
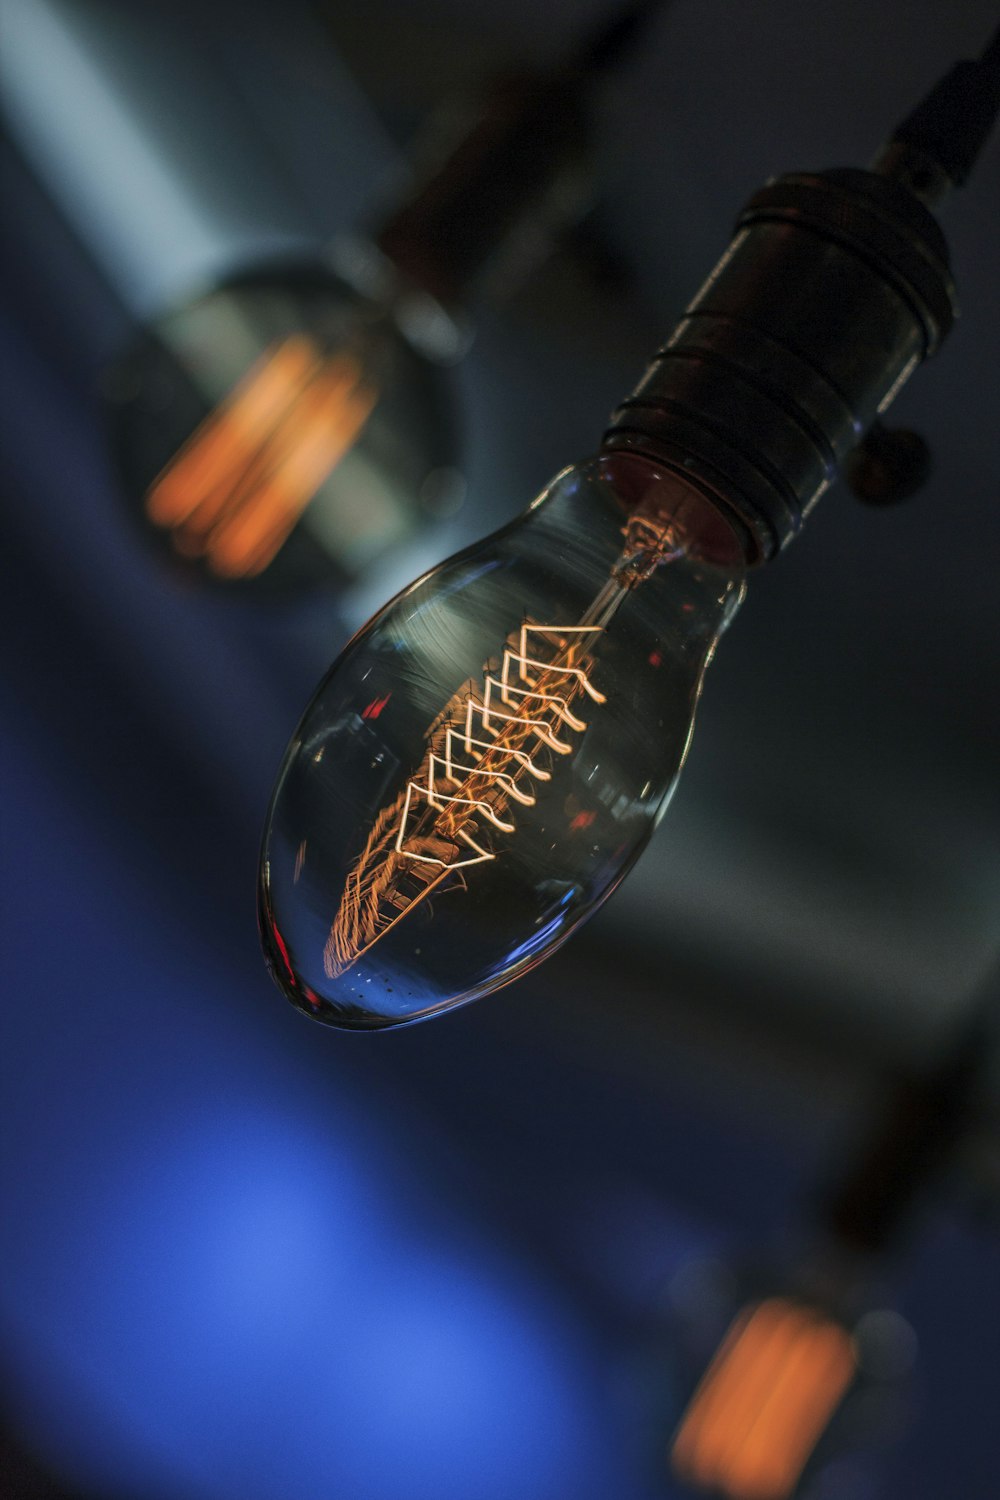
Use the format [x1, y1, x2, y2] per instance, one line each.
[323, 621, 605, 977]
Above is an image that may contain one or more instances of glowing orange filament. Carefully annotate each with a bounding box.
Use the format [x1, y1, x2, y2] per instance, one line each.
[324, 623, 606, 977]
[322, 513, 678, 980]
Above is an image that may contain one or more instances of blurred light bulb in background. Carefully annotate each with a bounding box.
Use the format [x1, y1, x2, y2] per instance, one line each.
[666, 1288, 928, 1499]
[258, 453, 745, 1026]
[2, 0, 467, 595]
[664, 984, 991, 1499]
[670, 1295, 858, 1500]
[107, 263, 464, 594]
[103, 2, 660, 595]
[6, 0, 655, 597]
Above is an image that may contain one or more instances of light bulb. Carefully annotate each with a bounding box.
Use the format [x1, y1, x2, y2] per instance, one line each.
[671, 1294, 858, 1500]
[260, 32, 997, 1027]
[103, 5, 653, 595]
[108, 266, 462, 593]
[259, 453, 745, 1027]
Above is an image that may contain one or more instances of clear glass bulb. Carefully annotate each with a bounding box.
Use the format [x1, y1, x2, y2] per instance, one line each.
[258, 453, 746, 1027]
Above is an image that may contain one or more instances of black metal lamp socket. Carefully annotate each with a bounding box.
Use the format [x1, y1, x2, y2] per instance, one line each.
[601, 168, 958, 564]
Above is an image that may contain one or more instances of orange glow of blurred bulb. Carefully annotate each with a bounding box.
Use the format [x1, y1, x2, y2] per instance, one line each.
[107, 269, 461, 594]
[146, 337, 377, 579]
[670, 1297, 857, 1500]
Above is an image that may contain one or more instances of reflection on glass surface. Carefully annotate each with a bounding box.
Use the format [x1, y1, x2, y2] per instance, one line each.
[259, 455, 745, 1028]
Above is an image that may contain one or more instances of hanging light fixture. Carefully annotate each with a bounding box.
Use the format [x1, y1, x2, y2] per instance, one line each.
[257, 29, 1000, 1026]
[669, 995, 989, 1498]
[107, 2, 663, 593]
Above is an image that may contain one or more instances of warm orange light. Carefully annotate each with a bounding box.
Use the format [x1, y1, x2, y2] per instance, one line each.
[323, 622, 608, 979]
[145, 335, 377, 577]
[671, 1298, 856, 1500]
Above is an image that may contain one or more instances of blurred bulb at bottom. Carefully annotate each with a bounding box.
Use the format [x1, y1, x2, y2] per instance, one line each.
[105, 264, 462, 595]
[258, 453, 745, 1028]
[671, 1297, 858, 1500]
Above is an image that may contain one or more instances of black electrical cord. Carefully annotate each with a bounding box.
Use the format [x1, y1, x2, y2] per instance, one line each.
[889, 19, 1000, 186]
[575, 0, 670, 75]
